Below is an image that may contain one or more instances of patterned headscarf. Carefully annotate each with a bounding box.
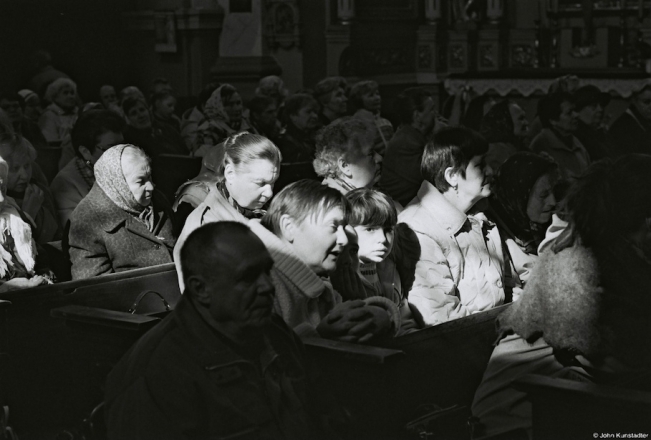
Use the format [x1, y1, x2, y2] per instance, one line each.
[491, 152, 557, 253]
[203, 84, 234, 123]
[94, 144, 154, 229]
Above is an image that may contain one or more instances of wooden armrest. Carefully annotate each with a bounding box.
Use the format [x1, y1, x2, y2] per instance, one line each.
[303, 337, 404, 365]
[514, 374, 651, 409]
[51, 305, 161, 331]
[0, 300, 11, 309]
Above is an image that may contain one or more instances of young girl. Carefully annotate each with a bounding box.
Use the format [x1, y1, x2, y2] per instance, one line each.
[344, 187, 421, 333]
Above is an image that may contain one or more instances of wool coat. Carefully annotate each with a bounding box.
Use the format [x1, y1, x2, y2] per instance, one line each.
[68, 185, 176, 279]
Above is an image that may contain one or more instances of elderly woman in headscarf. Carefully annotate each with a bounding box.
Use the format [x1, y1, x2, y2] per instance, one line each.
[67, 144, 177, 279]
[480, 100, 529, 172]
[193, 84, 253, 157]
[0, 155, 51, 291]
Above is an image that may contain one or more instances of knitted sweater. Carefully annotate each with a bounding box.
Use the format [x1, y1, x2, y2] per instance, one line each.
[497, 238, 651, 368]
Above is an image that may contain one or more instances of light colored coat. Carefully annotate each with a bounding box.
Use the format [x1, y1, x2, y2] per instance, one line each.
[399, 181, 512, 326]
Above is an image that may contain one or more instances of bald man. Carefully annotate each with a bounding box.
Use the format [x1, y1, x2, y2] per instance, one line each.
[105, 222, 326, 440]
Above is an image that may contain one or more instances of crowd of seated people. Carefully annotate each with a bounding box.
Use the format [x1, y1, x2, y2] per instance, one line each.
[1, 66, 651, 438]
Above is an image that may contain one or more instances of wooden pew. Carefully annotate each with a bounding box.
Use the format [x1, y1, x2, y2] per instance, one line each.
[0, 263, 180, 433]
[515, 374, 651, 439]
[386, 304, 509, 431]
[49, 302, 508, 440]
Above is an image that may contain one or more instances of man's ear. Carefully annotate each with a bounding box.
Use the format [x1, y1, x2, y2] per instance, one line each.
[444, 166, 459, 188]
[186, 275, 210, 306]
[337, 157, 351, 178]
[278, 213, 296, 243]
[78, 146, 93, 162]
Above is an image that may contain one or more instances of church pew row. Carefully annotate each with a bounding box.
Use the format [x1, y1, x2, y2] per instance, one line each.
[515, 374, 651, 439]
[49, 302, 510, 440]
[0, 263, 180, 432]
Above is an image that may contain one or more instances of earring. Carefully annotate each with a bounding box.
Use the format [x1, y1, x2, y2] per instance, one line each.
[453, 184, 458, 192]
[85, 160, 92, 167]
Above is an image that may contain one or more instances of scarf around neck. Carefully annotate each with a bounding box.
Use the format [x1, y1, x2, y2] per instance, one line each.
[94, 144, 154, 230]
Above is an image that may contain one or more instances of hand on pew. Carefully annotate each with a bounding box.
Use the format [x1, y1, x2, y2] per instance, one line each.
[0, 275, 51, 292]
[317, 300, 391, 343]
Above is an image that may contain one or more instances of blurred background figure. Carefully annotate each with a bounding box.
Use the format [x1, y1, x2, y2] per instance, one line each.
[26, 50, 71, 98]
[150, 91, 180, 133]
[608, 81, 651, 157]
[39, 78, 79, 146]
[0, 135, 60, 244]
[480, 100, 529, 172]
[314, 76, 348, 126]
[194, 84, 252, 156]
[180, 82, 219, 151]
[248, 95, 281, 142]
[572, 85, 612, 162]
[17, 89, 43, 124]
[275, 93, 320, 192]
[0, 91, 47, 151]
[349, 80, 394, 156]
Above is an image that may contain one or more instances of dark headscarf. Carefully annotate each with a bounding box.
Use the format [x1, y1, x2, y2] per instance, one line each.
[490, 152, 557, 253]
[479, 101, 517, 145]
[95, 144, 155, 230]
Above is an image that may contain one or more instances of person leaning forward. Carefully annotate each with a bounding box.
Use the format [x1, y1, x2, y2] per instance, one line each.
[105, 222, 338, 440]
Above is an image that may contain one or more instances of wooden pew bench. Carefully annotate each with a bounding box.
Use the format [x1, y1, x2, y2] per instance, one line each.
[386, 304, 510, 432]
[515, 374, 651, 439]
[0, 263, 180, 433]
[49, 303, 509, 440]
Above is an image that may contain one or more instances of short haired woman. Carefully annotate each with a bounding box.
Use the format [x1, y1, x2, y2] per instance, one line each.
[313, 118, 382, 194]
[472, 154, 651, 437]
[399, 126, 521, 326]
[68, 144, 177, 279]
[349, 80, 394, 156]
[254, 179, 400, 341]
[39, 78, 79, 145]
[0, 135, 60, 243]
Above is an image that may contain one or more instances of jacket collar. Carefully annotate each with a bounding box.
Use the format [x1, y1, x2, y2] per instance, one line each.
[417, 180, 468, 235]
